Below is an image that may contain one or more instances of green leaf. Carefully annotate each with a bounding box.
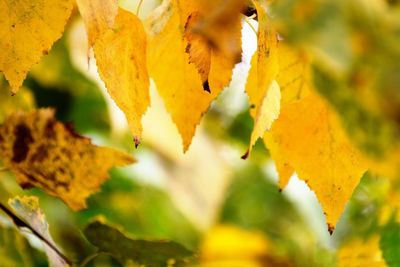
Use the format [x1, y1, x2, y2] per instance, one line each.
[0, 224, 47, 267]
[380, 218, 400, 267]
[84, 220, 194, 266]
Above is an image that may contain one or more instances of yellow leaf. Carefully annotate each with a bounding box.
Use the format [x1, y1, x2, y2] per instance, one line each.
[200, 225, 292, 267]
[276, 45, 312, 108]
[183, 12, 211, 90]
[264, 93, 368, 230]
[77, 0, 118, 47]
[146, 0, 240, 151]
[244, 3, 280, 158]
[338, 235, 386, 267]
[0, 0, 74, 93]
[191, 0, 245, 63]
[184, 0, 242, 94]
[94, 8, 150, 146]
[0, 109, 135, 210]
[263, 44, 313, 188]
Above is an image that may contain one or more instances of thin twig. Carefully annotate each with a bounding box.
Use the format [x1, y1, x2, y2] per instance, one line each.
[245, 15, 258, 36]
[0, 203, 72, 266]
[136, 0, 143, 16]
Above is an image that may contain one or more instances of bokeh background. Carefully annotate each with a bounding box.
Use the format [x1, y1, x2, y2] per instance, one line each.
[1, 0, 400, 266]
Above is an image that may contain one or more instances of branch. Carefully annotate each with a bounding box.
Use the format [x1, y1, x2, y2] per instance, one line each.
[0, 203, 72, 266]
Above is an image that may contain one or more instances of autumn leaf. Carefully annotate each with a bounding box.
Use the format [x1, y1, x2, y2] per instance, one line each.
[84, 220, 194, 266]
[264, 93, 368, 231]
[9, 196, 69, 267]
[190, 0, 245, 62]
[184, 0, 243, 93]
[76, 0, 119, 48]
[313, 65, 400, 180]
[263, 44, 311, 188]
[0, 0, 74, 93]
[145, 0, 241, 151]
[200, 225, 292, 267]
[243, 2, 280, 158]
[0, 109, 135, 210]
[94, 8, 150, 146]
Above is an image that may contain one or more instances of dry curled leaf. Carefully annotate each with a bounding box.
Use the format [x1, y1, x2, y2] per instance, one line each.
[0, 0, 74, 93]
[0, 109, 135, 210]
[146, 0, 241, 151]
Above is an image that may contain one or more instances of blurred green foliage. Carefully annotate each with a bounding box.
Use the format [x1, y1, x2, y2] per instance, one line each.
[1, 0, 400, 266]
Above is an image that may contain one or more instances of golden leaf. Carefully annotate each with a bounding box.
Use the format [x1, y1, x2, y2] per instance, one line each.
[263, 44, 312, 188]
[146, 0, 241, 151]
[200, 225, 292, 267]
[0, 0, 74, 93]
[0, 109, 135, 210]
[94, 8, 150, 146]
[191, 0, 245, 63]
[264, 93, 368, 230]
[76, 0, 118, 47]
[243, 3, 280, 158]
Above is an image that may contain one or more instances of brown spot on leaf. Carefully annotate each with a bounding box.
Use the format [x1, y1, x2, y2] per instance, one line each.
[19, 182, 34, 189]
[30, 145, 48, 162]
[134, 136, 140, 148]
[241, 149, 250, 159]
[64, 122, 85, 139]
[12, 124, 34, 163]
[185, 43, 191, 53]
[44, 119, 56, 139]
[203, 80, 210, 93]
[328, 223, 334, 235]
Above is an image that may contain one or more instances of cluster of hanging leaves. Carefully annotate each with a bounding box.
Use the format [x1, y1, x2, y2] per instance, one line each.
[1, 0, 400, 260]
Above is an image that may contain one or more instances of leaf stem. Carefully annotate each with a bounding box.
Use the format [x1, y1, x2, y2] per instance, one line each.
[0, 203, 73, 266]
[245, 16, 258, 36]
[136, 0, 143, 16]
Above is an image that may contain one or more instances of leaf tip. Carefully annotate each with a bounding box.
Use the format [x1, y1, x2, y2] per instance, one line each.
[241, 149, 249, 159]
[203, 80, 211, 93]
[134, 136, 141, 148]
[328, 223, 335, 235]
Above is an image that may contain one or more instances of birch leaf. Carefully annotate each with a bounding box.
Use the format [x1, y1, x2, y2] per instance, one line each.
[265, 93, 368, 231]
[76, 0, 118, 47]
[0, 0, 74, 93]
[0, 109, 135, 210]
[94, 8, 150, 146]
[146, 0, 240, 151]
[243, 3, 280, 158]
